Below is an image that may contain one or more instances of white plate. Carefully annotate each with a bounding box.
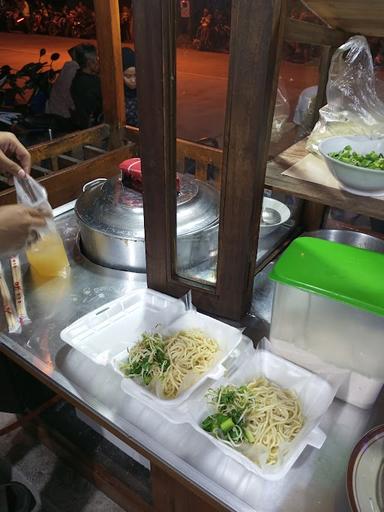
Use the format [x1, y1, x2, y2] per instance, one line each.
[347, 425, 384, 512]
[60, 288, 185, 365]
[187, 349, 334, 481]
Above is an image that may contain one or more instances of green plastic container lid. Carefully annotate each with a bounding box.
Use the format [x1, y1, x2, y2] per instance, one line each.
[270, 237, 384, 317]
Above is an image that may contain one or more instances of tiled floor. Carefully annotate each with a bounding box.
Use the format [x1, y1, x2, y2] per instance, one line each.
[0, 412, 125, 512]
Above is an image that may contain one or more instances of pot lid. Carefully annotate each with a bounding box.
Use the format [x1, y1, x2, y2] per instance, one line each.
[75, 174, 219, 240]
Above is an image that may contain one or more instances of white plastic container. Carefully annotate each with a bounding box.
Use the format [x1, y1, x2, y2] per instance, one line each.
[269, 237, 384, 409]
[186, 350, 332, 481]
[114, 309, 243, 407]
[60, 288, 185, 365]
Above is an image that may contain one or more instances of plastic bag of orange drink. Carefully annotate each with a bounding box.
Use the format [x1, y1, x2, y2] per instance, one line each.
[14, 175, 70, 278]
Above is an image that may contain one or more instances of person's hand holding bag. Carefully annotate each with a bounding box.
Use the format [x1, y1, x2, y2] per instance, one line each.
[0, 132, 48, 257]
[0, 132, 31, 180]
[0, 204, 47, 257]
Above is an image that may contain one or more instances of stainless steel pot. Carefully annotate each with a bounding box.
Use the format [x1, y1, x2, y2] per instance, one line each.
[304, 229, 384, 253]
[75, 174, 219, 272]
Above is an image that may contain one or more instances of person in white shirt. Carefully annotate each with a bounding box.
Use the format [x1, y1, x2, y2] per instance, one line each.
[46, 45, 82, 121]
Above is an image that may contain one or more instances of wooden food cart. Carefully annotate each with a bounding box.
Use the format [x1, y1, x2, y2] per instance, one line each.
[1, 1, 384, 510]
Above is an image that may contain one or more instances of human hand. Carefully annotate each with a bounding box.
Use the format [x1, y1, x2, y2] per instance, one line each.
[0, 132, 31, 179]
[0, 205, 47, 257]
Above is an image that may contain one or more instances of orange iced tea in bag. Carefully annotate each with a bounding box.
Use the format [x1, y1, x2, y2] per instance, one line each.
[26, 225, 70, 278]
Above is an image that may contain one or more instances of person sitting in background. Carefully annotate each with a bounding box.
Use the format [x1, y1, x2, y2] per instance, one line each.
[122, 47, 138, 127]
[70, 44, 102, 129]
[46, 44, 82, 123]
[196, 9, 212, 50]
[293, 85, 318, 133]
[120, 6, 132, 42]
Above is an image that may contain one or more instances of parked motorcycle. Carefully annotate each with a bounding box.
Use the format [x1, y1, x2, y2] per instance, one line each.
[0, 49, 61, 114]
[0, 65, 23, 108]
[47, 11, 67, 37]
[0, 49, 72, 143]
[31, 9, 50, 34]
[18, 49, 61, 114]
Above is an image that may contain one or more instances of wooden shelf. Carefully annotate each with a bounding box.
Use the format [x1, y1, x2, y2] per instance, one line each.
[303, 0, 384, 37]
[266, 139, 384, 220]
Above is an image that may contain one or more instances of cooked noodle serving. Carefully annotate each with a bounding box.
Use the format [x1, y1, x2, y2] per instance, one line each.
[201, 377, 304, 465]
[119, 330, 218, 398]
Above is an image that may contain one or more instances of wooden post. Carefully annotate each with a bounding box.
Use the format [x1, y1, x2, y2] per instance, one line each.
[214, 0, 286, 318]
[134, 0, 286, 319]
[134, 0, 176, 292]
[310, 45, 336, 129]
[94, 0, 125, 148]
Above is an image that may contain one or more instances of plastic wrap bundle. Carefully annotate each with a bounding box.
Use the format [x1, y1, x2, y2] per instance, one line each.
[307, 35, 384, 153]
[271, 86, 290, 143]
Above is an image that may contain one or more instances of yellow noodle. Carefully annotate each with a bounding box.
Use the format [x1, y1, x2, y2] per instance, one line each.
[245, 377, 304, 464]
[162, 330, 218, 398]
[123, 329, 218, 399]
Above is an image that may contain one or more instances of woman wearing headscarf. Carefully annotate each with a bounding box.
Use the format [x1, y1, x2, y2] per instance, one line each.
[122, 47, 138, 127]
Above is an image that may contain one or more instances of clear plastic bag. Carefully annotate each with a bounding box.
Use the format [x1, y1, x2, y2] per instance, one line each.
[14, 175, 70, 278]
[307, 35, 384, 153]
[271, 85, 290, 143]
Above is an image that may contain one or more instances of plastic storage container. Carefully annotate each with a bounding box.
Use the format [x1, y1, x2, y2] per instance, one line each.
[269, 237, 384, 409]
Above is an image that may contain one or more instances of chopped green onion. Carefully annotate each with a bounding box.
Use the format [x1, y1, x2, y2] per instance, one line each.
[220, 417, 235, 433]
[244, 428, 255, 443]
[328, 145, 384, 170]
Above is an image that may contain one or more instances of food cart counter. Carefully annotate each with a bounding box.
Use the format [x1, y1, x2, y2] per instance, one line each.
[0, 204, 382, 512]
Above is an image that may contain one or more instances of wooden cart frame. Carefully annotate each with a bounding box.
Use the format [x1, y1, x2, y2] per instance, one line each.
[1, 1, 384, 511]
[1, 0, 383, 319]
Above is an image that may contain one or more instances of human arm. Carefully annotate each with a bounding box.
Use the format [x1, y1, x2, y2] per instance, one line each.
[0, 205, 47, 257]
[0, 132, 31, 178]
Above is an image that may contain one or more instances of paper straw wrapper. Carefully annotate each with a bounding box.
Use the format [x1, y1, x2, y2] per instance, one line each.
[10, 255, 31, 326]
[0, 261, 21, 334]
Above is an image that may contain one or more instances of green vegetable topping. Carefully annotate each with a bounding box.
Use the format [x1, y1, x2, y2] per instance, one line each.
[119, 332, 170, 386]
[328, 145, 384, 170]
[220, 417, 235, 433]
[200, 385, 254, 446]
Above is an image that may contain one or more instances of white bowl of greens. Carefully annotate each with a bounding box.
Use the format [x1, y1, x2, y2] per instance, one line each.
[319, 136, 384, 196]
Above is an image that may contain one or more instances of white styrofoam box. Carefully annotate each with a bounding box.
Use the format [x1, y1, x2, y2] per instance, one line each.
[60, 288, 185, 365]
[113, 310, 243, 408]
[186, 350, 333, 481]
[270, 283, 384, 408]
[75, 409, 151, 470]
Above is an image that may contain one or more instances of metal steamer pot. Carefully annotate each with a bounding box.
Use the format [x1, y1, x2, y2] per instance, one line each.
[75, 174, 219, 273]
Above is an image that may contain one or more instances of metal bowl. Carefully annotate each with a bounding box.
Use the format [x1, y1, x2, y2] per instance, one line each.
[304, 229, 384, 253]
[259, 197, 291, 238]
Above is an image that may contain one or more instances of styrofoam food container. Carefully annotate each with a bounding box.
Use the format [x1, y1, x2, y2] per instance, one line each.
[319, 136, 384, 196]
[260, 197, 291, 238]
[187, 350, 334, 481]
[60, 288, 185, 365]
[113, 309, 243, 408]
